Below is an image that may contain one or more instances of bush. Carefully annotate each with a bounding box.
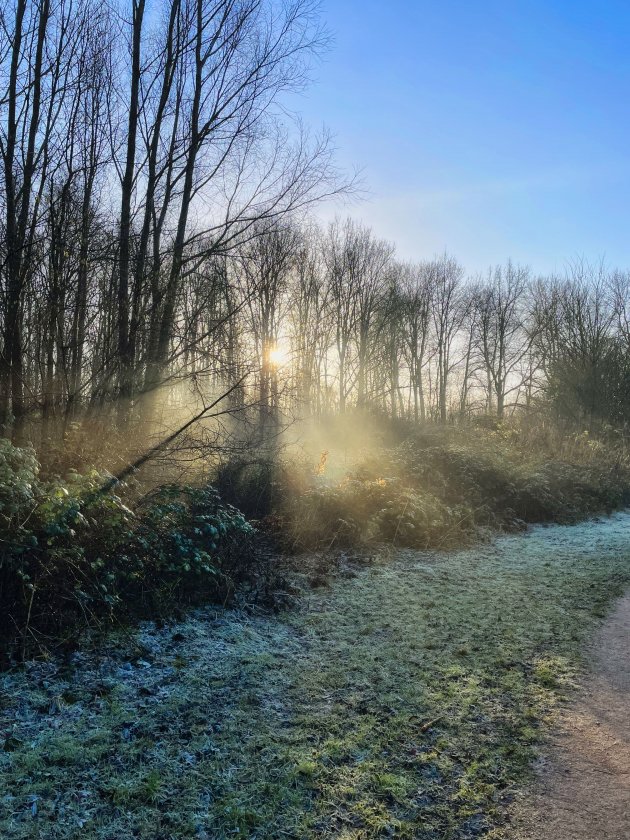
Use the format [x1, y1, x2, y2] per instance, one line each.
[0, 440, 256, 662]
[281, 475, 473, 552]
[3, 469, 137, 651]
[214, 456, 314, 518]
[3, 420, 630, 659]
[131, 484, 255, 597]
[272, 423, 630, 552]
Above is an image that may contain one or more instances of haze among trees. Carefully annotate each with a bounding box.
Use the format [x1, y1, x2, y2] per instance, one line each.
[1, 0, 629, 469]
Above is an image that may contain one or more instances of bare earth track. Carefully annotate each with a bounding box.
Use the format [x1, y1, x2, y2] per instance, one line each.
[513, 592, 630, 840]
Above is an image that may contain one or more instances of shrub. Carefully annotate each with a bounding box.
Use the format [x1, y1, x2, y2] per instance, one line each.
[281, 475, 473, 552]
[272, 422, 630, 552]
[0, 440, 256, 661]
[131, 484, 255, 598]
[214, 456, 314, 518]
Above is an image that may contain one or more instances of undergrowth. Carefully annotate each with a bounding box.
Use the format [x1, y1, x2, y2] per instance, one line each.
[254, 421, 630, 551]
[0, 440, 257, 662]
[2, 418, 630, 659]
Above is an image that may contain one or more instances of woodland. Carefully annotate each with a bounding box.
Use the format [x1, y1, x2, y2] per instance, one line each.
[1, 1, 630, 838]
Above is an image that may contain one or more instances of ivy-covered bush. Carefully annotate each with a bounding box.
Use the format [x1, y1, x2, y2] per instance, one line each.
[0, 438, 40, 552]
[132, 484, 255, 595]
[0, 441, 256, 662]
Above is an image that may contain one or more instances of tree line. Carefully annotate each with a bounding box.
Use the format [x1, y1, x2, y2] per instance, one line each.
[1, 0, 628, 460]
[238, 221, 630, 434]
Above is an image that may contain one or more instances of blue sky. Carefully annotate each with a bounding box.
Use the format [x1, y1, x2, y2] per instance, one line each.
[291, 0, 630, 274]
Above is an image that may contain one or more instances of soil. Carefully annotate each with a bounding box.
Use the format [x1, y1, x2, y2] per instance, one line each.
[512, 592, 630, 839]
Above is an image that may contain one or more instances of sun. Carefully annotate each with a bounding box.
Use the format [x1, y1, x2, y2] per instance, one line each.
[267, 345, 289, 367]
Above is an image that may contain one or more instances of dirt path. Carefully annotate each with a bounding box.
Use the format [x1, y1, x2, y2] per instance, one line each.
[513, 592, 630, 839]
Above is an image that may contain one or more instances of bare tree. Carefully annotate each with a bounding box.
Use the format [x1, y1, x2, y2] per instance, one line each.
[239, 221, 299, 436]
[533, 261, 616, 428]
[398, 261, 433, 422]
[472, 261, 532, 418]
[287, 225, 330, 414]
[429, 254, 465, 423]
[0, 0, 92, 440]
[325, 218, 393, 411]
[0, 0, 347, 453]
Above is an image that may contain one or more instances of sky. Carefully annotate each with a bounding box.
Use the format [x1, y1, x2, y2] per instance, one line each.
[288, 0, 630, 275]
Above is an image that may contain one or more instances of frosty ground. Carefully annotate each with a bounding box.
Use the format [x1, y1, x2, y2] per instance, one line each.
[2, 513, 630, 839]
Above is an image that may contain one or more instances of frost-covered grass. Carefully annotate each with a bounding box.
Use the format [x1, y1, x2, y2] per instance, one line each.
[2, 514, 630, 839]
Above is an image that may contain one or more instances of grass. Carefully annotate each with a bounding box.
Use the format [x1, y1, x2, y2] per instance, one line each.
[1, 513, 630, 838]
